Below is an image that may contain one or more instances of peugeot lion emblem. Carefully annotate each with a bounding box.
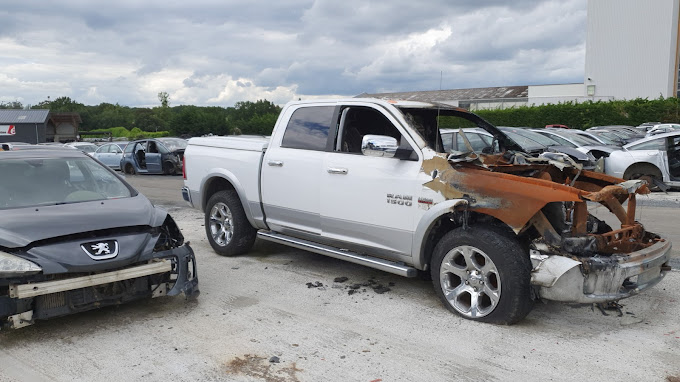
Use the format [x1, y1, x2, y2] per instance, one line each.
[81, 240, 119, 260]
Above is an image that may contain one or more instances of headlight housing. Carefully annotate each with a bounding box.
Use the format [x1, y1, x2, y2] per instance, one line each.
[0, 251, 42, 277]
[153, 215, 185, 252]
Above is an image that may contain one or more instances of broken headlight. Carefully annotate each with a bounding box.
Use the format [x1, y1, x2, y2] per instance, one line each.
[0, 251, 42, 277]
[153, 215, 184, 252]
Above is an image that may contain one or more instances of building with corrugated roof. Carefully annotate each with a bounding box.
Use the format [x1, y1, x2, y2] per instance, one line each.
[0, 110, 51, 144]
[0, 110, 82, 144]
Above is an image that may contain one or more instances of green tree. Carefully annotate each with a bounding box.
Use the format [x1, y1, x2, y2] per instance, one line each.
[158, 91, 170, 108]
[0, 101, 23, 109]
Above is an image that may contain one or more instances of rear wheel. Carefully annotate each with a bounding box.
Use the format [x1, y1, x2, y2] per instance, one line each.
[431, 226, 533, 324]
[205, 190, 256, 256]
[624, 164, 663, 191]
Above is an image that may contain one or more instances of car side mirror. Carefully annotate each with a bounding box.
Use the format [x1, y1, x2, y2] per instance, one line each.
[361, 135, 398, 158]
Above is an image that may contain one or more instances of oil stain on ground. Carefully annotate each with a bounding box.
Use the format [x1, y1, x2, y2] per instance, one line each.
[227, 354, 302, 382]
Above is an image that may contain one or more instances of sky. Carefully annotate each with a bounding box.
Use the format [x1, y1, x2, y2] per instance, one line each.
[0, 0, 588, 108]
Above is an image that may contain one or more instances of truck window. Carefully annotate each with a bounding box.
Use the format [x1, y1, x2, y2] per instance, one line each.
[336, 106, 404, 154]
[281, 106, 335, 151]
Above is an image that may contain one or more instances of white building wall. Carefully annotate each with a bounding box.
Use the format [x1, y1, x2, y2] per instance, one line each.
[585, 0, 680, 100]
[528, 83, 593, 105]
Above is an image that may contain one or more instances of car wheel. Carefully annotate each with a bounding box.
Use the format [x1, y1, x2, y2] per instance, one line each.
[124, 163, 136, 175]
[430, 226, 533, 324]
[205, 190, 256, 256]
[163, 162, 176, 175]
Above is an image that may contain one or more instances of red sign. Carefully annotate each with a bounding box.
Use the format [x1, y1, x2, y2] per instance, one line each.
[0, 125, 16, 135]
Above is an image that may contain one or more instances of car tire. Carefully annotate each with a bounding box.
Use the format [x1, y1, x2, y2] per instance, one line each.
[205, 190, 256, 256]
[124, 163, 136, 175]
[163, 162, 176, 175]
[430, 226, 533, 325]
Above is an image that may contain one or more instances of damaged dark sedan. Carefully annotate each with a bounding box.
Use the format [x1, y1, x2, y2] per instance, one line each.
[0, 149, 198, 329]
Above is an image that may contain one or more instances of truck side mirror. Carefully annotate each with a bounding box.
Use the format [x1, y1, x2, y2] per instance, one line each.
[361, 135, 398, 158]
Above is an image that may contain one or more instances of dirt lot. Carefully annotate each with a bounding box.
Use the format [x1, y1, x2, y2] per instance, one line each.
[1, 176, 679, 381]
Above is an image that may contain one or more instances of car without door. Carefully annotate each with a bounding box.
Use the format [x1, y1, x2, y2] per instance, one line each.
[0, 149, 198, 329]
[120, 138, 186, 175]
[605, 131, 680, 190]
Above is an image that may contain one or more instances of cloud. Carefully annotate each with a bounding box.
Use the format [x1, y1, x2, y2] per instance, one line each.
[0, 0, 588, 107]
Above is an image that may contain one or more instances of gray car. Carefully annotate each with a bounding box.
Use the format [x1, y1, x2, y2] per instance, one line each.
[0, 149, 198, 329]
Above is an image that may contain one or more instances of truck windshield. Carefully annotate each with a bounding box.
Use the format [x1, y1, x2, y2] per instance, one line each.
[398, 106, 523, 154]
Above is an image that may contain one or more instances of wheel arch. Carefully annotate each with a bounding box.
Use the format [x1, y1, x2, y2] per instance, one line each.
[200, 170, 260, 229]
[413, 199, 518, 271]
[623, 162, 663, 180]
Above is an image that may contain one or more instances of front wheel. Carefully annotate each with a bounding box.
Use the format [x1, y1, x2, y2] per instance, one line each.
[163, 161, 176, 175]
[205, 190, 256, 256]
[430, 226, 533, 324]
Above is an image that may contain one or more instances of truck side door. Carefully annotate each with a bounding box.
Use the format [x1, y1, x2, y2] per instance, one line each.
[320, 104, 423, 262]
[261, 104, 337, 237]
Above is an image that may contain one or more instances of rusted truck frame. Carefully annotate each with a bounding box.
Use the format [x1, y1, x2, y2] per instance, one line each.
[423, 145, 671, 305]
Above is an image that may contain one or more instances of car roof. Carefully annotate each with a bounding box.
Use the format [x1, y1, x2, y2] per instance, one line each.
[0, 148, 90, 159]
[624, 130, 680, 147]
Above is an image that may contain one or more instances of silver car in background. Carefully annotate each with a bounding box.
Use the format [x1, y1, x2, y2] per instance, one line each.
[605, 131, 680, 189]
[93, 142, 129, 170]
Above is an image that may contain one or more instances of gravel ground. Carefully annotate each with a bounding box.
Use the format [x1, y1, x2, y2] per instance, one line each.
[1, 205, 679, 382]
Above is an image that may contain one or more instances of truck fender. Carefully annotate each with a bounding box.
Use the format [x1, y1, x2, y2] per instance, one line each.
[199, 168, 261, 229]
[411, 198, 469, 270]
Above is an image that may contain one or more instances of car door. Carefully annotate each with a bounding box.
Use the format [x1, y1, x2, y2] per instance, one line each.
[320, 104, 422, 261]
[145, 140, 162, 173]
[261, 104, 337, 237]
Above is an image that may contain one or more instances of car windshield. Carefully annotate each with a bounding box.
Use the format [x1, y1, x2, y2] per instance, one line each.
[501, 130, 544, 151]
[590, 131, 619, 145]
[0, 157, 132, 209]
[73, 144, 98, 153]
[508, 128, 562, 147]
[157, 138, 187, 151]
[548, 131, 594, 146]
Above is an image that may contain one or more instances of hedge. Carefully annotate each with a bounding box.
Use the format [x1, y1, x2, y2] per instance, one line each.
[469, 97, 680, 130]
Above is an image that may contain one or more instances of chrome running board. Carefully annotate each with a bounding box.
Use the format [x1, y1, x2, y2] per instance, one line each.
[257, 231, 417, 277]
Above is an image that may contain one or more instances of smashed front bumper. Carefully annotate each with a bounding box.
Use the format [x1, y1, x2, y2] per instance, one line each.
[1, 244, 199, 329]
[530, 239, 672, 303]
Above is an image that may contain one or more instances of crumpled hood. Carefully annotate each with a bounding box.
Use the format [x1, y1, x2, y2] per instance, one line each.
[0, 195, 166, 249]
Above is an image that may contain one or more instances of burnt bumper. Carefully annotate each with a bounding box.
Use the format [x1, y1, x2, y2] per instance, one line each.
[531, 238, 672, 303]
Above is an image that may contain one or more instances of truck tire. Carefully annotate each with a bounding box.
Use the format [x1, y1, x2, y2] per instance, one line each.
[205, 190, 256, 256]
[430, 226, 533, 324]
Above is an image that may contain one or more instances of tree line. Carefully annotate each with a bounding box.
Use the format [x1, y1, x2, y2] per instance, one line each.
[3, 95, 679, 136]
[0, 96, 281, 137]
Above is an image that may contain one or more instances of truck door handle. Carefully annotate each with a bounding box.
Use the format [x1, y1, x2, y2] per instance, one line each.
[327, 167, 348, 175]
[268, 160, 284, 167]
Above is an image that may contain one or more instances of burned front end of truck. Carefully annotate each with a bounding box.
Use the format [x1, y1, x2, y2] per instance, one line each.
[402, 103, 672, 313]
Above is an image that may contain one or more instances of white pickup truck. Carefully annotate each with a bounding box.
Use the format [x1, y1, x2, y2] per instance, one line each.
[182, 98, 672, 324]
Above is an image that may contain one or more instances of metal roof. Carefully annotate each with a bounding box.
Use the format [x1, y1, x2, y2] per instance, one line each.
[0, 109, 50, 124]
[357, 86, 529, 102]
